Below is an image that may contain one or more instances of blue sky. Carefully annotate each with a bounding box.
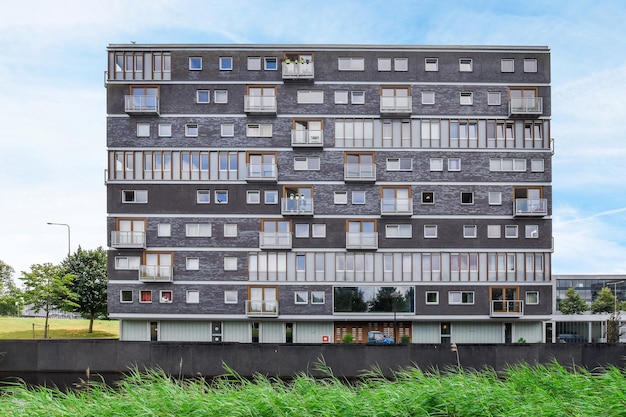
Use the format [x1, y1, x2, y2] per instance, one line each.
[1, 0, 625, 276]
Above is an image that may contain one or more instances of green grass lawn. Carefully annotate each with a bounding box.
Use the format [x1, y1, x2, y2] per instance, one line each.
[0, 317, 119, 339]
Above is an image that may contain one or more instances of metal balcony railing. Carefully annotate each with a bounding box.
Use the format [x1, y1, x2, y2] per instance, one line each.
[380, 198, 413, 215]
[246, 163, 277, 181]
[509, 97, 543, 115]
[282, 61, 314, 79]
[139, 265, 173, 282]
[259, 232, 292, 249]
[246, 300, 279, 317]
[490, 300, 524, 317]
[344, 164, 376, 181]
[514, 198, 548, 216]
[281, 197, 314, 215]
[346, 232, 378, 249]
[244, 95, 277, 114]
[291, 129, 323, 146]
[110, 231, 146, 248]
[124, 95, 159, 115]
[380, 96, 412, 113]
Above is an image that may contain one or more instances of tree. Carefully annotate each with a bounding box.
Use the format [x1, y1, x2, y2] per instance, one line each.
[0, 260, 23, 316]
[591, 287, 616, 314]
[21, 263, 77, 338]
[558, 287, 587, 315]
[61, 247, 108, 333]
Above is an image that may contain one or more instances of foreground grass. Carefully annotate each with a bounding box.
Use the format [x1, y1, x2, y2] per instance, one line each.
[2, 363, 625, 416]
[0, 317, 119, 339]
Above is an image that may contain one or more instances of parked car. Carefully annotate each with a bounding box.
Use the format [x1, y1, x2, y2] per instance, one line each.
[557, 333, 588, 343]
[367, 331, 394, 345]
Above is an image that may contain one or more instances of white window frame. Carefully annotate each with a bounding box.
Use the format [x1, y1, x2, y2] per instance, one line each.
[215, 190, 228, 204]
[224, 290, 238, 304]
[490, 158, 527, 172]
[334, 90, 349, 104]
[460, 92, 474, 105]
[488, 91, 501, 106]
[386, 224, 412, 238]
[247, 56, 261, 70]
[526, 225, 539, 238]
[351, 191, 366, 205]
[295, 223, 309, 238]
[219, 56, 233, 70]
[186, 223, 212, 237]
[459, 58, 473, 72]
[224, 223, 238, 237]
[214, 90, 228, 104]
[197, 190, 211, 204]
[115, 256, 140, 270]
[224, 256, 238, 271]
[136, 122, 150, 137]
[394, 57, 408, 71]
[334, 191, 348, 205]
[461, 192, 474, 205]
[186, 257, 200, 270]
[157, 223, 171, 237]
[297, 90, 324, 104]
[430, 158, 444, 171]
[448, 158, 461, 171]
[377, 58, 392, 71]
[158, 123, 171, 137]
[505, 225, 519, 238]
[312, 224, 327, 238]
[120, 290, 133, 303]
[524, 58, 538, 73]
[531, 159, 545, 172]
[264, 57, 278, 70]
[159, 290, 173, 303]
[247, 190, 261, 204]
[351, 91, 365, 104]
[221, 123, 234, 137]
[246, 123, 272, 137]
[185, 124, 199, 137]
[122, 190, 148, 204]
[189, 57, 202, 70]
[311, 291, 325, 304]
[449, 291, 474, 305]
[501, 58, 514, 73]
[139, 290, 152, 304]
[294, 156, 320, 171]
[422, 91, 435, 105]
[196, 90, 210, 104]
[386, 157, 412, 171]
[425, 57, 438, 71]
[526, 291, 539, 305]
[186, 290, 200, 304]
[422, 192, 434, 205]
[463, 225, 477, 238]
[294, 291, 308, 305]
[487, 225, 501, 239]
[264, 190, 278, 204]
[424, 225, 438, 238]
[488, 191, 502, 205]
[338, 57, 364, 71]
[425, 291, 439, 305]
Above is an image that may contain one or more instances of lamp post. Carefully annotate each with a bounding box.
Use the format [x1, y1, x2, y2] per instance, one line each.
[605, 280, 623, 343]
[47, 222, 71, 256]
[606, 280, 624, 315]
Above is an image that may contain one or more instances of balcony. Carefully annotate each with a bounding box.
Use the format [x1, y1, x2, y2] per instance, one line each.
[346, 232, 378, 250]
[509, 97, 543, 115]
[139, 265, 173, 282]
[490, 300, 524, 317]
[246, 163, 277, 182]
[344, 164, 376, 182]
[282, 60, 314, 80]
[281, 197, 314, 215]
[380, 96, 412, 114]
[110, 231, 146, 248]
[291, 129, 323, 147]
[380, 198, 413, 215]
[124, 95, 159, 115]
[259, 232, 292, 250]
[244, 95, 277, 114]
[514, 199, 548, 216]
[246, 300, 279, 317]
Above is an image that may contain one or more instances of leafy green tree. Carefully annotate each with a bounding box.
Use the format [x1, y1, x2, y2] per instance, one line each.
[0, 260, 23, 316]
[558, 287, 588, 315]
[21, 263, 77, 338]
[61, 247, 108, 333]
[591, 287, 616, 314]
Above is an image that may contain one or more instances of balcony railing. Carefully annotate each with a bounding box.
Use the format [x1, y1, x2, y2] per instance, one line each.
[281, 197, 314, 215]
[291, 129, 323, 147]
[346, 232, 378, 250]
[246, 300, 279, 317]
[124, 95, 159, 115]
[509, 97, 543, 115]
[514, 198, 548, 216]
[344, 164, 376, 181]
[246, 163, 277, 181]
[380, 96, 412, 114]
[110, 231, 146, 248]
[282, 61, 314, 80]
[259, 232, 292, 249]
[490, 300, 524, 317]
[380, 198, 413, 215]
[139, 265, 173, 282]
[244, 95, 277, 114]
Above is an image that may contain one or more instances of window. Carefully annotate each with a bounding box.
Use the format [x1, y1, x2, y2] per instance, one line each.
[425, 57, 438, 71]
[459, 58, 473, 72]
[295, 291, 308, 304]
[488, 91, 501, 105]
[246, 123, 272, 137]
[264, 57, 277, 70]
[352, 191, 366, 205]
[136, 122, 150, 137]
[186, 257, 199, 270]
[386, 224, 412, 238]
[122, 190, 147, 203]
[377, 58, 391, 71]
[115, 256, 140, 270]
[158, 123, 171, 137]
[386, 158, 412, 171]
[489, 158, 526, 172]
[430, 158, 443, 171]
[524, 58, 538, 73]
[215, 190, 228, 204]
[505, 225, 518, 238]
[488, 225, 501, 238]
[422, 91, 435, 105]
[425, 291, 439, 305]
[221, 123, 234, 137]
[197, 190, 211, 204]
[526, 225, 539, 238]
[460, 92, 473, 105]
[294, 156, 320, 170]
[311, 291, 325, 304]
[247, 57, 261, 70]
[224, 290, 238, 304]
[312, 224, 326, 238]
[160, 290, 173, 303]
[186, 223, 211, 237]
[224, 257, 237, 271]
[422, 192, 434, 204]
[461, 192, 474, 204]
[531, 159, 545, 172]
[295, 224, 309, 238]
[338, 57, 364, 71]
[351, 91, 365, 104]
[526, 291, 539, 305]
[448, 158, 461, 171]
[224, 224, 237, 237]
[140, 290, 152, 303]
[296, 254, 305, 272]
[334, 191, 348, 204]
[489, 191, 502, 205]
[157, 223, 171, 237]
[264, 190, 278, 204]
[189, 57, 202, 70]
[214, 90, 228, 104]
[196, 90, 210, 103]
[247, 190, 260, 204]
[120, 290, 133, 303]
[394, 58, 408, 71]
[501, 59, 514, 72]
[424, 225, 438, 238]
[334, 90, 349, 104]
[463, 225, 477, 238]
[186, 290, 200, 304]
[297, 90, 324, 104]
[449, 291, 474, 304]
[185, 124, 198, 137]
[219, 56, 233, 70]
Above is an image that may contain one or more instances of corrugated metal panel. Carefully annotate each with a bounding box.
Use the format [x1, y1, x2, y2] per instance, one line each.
[514, 321, 543, 343]
[223, 321, 250, 343]
[453, 322, 502, 343]
[260, 322, 284, 343]
[120, 320, 148, 341]
[159, 321, 211, 342]
[295, 322, 334, 343]
[412, 322, 440, 343]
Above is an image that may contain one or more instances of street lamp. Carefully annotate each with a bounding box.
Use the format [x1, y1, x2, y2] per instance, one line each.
[47, 222, 71, 256]
[606, 280, 624, 315]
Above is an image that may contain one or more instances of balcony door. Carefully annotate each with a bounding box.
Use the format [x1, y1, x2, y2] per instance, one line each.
[491, 287, 520, 313]
[117, 219, 145, 245]
[248, 286, 277, 314]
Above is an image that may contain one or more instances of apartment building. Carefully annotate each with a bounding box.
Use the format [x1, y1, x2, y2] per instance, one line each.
[105, 44, 552, 343]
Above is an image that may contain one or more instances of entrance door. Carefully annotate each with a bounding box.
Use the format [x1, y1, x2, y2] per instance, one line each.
[150, 321, 158, 341]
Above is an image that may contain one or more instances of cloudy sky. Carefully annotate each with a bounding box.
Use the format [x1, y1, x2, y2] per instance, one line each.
[1, 0, 625, 276]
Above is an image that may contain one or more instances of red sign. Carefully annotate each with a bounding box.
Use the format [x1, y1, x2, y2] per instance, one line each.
[322, 335, 330, 343]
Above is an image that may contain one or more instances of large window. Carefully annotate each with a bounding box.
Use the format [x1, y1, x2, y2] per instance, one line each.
[338, 57, 364, 71]
[333, 286, 414, 313]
